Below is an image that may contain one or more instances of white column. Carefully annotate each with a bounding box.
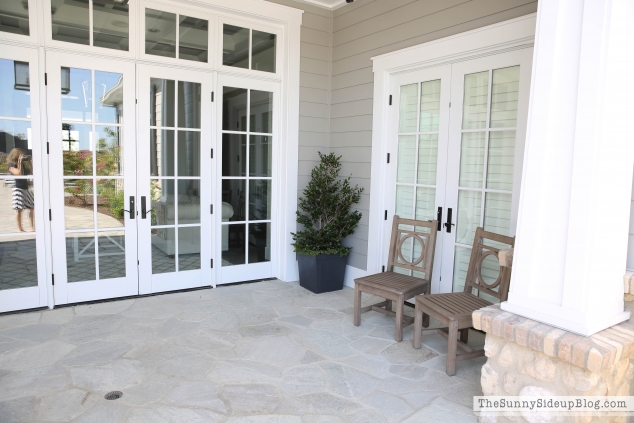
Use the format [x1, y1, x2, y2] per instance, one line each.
[502, 0, 634, 336]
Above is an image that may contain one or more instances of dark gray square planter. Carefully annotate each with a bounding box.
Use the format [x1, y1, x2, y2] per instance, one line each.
[297, 253, 348, 294]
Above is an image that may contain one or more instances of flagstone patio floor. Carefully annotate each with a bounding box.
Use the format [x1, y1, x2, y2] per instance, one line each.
[0, 279, 485, 422]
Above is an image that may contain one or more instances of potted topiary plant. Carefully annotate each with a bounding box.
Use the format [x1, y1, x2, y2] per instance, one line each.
[292, 152, 364, 293]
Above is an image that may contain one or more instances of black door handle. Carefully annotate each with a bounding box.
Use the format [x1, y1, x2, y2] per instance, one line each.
[436, 207, 442, 232]
[123, 196, 135, 219]
[141, 196, 155, 219]
[444, 207, 454, 233]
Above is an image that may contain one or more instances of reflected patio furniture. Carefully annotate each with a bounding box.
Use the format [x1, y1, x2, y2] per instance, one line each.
[413, 227, 514, 376]
[354, 215, 438, 342]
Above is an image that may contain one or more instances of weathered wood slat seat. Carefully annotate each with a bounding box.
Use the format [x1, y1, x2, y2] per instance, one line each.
[413, 227, 514, 375]
[354, 216, 438, 342]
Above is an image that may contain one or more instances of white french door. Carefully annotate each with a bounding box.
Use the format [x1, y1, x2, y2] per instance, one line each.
[387, 48, 533, 295]
[385, 65, 451, 295]
[217, 75, 278, 284]
[441, 50, 532, 294]
[47, 52, 139, 304]
[0, 46, 49, 312]
[137, 65, 213, 294]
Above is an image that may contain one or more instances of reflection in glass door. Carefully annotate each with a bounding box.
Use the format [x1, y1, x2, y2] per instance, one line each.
[137, 66, 212, 294]
[0, 47, 48, 312]
[47, 53, 138, 304]
[218, 76, 277, 284]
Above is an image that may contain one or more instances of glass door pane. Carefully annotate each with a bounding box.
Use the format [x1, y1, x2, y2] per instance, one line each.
[0, 49, 47, 312]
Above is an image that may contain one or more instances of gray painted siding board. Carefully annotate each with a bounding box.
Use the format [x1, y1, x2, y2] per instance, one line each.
[301, 42, 331, 61]
[301, 57, 330, 75]
[351, 207, 370, 226]
[298, 131, 329, 147]
[299, 116, 329, 133]
[331, 66, 373, 90]
[333, 0, 536, 61]
[330, 115, 374, 133]
[300, 87, 329, 104]
[330, 83, 374, 104]
[330, 131, 372, 147]
[342, 236, 369, 256]
[333, 0, 379, 20]
[345, 177, 371, 193]
[347, 251, 367, 270]
[331, 147, 372, 164]
[332, 3, 538, 75]
[334, 0, 415, 32]
[330, 99, 373, 119]
[302, 13, 332, 32]
[301, 27, 331, 46]
[299, 160, 321, 176]
[300, 72, 330, 90]
[334, 0, 465, 45]
[340, 162, 371, 181]
[299, 145, 329, 161]
[300, 101, 330, 119]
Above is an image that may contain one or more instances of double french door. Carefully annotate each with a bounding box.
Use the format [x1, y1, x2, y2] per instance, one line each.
[386, 48, 533, 296]
[42, 54, 278, 306]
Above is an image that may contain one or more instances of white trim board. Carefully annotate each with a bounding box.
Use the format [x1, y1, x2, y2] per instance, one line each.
[291, 0, 347, 11]
[366, 13, 537, 275]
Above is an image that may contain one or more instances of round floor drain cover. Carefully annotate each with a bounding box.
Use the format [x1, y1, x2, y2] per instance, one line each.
[104, 391, 123, 400]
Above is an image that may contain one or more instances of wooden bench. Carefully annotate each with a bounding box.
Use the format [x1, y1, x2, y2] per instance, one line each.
[413, 227, 514, 375]
[354, 216, 438, 342]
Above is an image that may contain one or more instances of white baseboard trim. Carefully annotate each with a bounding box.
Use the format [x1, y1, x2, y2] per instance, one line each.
[343, 265, 370, 289]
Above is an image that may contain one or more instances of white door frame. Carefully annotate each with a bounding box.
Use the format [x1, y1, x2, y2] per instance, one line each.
[0, 45, 50, 313]
[364, 13, 536, 286]
[137, 63, 214, 294]
[47, 51, 139, 304]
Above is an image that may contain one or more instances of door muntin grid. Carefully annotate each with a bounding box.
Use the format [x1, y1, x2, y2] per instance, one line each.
[59, 66, 127, 283]
[221, 86, 272, 267]
[149, 78, 202, 274]
[453, 66, 520, 295]
[394, 79, 441, 279]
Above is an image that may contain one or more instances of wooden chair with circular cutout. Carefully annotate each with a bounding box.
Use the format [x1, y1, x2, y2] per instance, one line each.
[413, 227, 515, 375]
[353, 215, 438, 342]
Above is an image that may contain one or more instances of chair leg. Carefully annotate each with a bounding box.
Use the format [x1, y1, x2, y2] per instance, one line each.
[353, 284, 362, 327]
[413, 303, 423, 349]
[395, 296, 404, 342]
[446, 320, 459, 376]
[460, 328, 469, 344]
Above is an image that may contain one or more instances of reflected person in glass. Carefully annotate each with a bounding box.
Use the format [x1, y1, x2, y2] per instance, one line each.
[7, 148, 34, 232]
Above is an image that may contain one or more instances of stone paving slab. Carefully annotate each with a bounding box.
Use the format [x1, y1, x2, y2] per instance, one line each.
[0, 280, 481, 422]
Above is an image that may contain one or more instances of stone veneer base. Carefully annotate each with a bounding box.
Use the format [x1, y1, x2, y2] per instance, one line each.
[473, 304, 634, 423]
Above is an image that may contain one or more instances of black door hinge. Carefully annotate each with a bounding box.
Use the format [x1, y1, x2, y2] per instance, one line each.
[211, 92, 214, 102]
[210, 204, 213, 214]
[51, 274, 54, 285]
[135, 99, 138, 104]
[389, 95, 392, 105]
[211, 148, 213, 159]
[44, 73, 47, 85]
[46, 142, 49, 154]
[48, 209, 52, 221]
[387, 153, 390, 163]
[384, 210, 387, 220]
[382, 265, 385, 273]
[210, 259, 214, 268]
[137, 260, 139, 265]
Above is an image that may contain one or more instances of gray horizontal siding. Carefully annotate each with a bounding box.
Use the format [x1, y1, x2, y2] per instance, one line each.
[330, 0, 538, 271]
[266, 0, 538, 273]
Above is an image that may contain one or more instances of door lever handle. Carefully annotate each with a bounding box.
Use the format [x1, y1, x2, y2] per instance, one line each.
[444, 207, 454, 233]
[123, 196, 135, 219]
[141, 196, 154, 219]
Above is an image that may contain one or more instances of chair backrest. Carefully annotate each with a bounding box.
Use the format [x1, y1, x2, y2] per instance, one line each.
[386, 216, 438, 281]
[463, 227, 515, 301]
